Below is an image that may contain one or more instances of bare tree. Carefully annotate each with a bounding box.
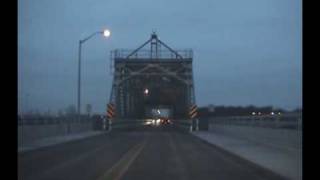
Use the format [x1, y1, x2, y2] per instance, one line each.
[65, 105, 77, 117]
[58, 109, 64, 117]
[86, 104, 92, 117]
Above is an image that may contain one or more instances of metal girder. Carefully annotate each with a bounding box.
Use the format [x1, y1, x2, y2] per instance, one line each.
[108, 32, 196, 119]
[125, 32, 184, 60]
[113, 63, 192, 86]
[114, 72, 192, 76]
[125, 39, 152, 59]
[157, 39, 183, 59]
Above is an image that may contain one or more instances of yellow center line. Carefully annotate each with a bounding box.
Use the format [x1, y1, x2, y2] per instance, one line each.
[96, 139, 147, 180]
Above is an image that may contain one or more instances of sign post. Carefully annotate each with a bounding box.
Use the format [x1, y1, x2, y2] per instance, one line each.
[106, 103, 115, 131]
[189, 104, 198, 131]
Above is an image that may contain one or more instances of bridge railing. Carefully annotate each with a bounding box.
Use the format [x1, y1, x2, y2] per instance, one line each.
[110, 119, 149, 130]
[170, 119, 193, 131]
[18, 116, 98, 147]
[18, 116, 93, 126]
[208, 113, 302, 130]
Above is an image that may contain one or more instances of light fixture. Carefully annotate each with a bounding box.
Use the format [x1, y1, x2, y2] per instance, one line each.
[103, 29, 111, 37]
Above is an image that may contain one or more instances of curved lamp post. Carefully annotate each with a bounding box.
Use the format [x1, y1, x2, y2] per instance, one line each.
[77, 29, 111, 121]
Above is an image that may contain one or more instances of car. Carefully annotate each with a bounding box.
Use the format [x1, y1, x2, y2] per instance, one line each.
[160, 118, 171, 125]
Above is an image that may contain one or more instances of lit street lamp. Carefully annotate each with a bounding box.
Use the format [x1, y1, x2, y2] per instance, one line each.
[144, 88, 149, 95]
[77, 29, 110, 121]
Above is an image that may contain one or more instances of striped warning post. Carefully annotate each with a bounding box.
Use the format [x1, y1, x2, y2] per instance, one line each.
[107, 103, 116, 119]
[189, 104, 198, 119]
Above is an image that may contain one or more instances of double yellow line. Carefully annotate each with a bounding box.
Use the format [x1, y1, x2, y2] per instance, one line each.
[96, 140, 147, 180]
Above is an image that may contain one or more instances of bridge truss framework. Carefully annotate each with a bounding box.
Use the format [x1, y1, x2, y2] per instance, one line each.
[108, 33, 196, 120]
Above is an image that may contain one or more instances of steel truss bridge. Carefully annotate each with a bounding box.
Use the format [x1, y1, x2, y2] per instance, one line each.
[108, 32, 196, 120]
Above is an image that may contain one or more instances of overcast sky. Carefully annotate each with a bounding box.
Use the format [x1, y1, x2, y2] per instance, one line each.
[18, 0, 302, 114]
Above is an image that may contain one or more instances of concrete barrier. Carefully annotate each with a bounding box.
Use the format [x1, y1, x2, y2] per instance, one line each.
[208, 113, 302, 130]
[197, 116, 302, 180]
[18, 121, 94, 147]
[209, 124, 302, 150]
[206, 114, 302, 148]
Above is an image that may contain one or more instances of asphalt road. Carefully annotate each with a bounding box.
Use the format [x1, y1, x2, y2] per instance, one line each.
[18, 124, 288, 180]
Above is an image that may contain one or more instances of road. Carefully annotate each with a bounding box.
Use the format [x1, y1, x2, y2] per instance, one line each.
[18, 124, 288, 180]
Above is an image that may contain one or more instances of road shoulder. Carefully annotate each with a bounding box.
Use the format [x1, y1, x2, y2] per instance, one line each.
[192, 131, 302, 180]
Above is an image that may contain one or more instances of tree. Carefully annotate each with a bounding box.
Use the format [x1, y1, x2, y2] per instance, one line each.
[86, 104, 92, 116]
[65, 105, 77, 117]
[45, 108, 51, 117]
[58, 109, 64, 117]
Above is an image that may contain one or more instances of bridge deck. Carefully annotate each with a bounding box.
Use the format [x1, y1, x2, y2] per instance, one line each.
[18, 125, 286, 180]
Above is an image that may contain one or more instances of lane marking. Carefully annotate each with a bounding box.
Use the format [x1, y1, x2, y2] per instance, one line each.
[96, 140, 147, 180]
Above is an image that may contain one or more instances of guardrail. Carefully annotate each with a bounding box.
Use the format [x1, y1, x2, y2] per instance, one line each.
[170, 119, 194, 131]
[110, 119, 148, 130]
[209, 113, 302, 130]
[18, 116, 93, 126]
[18, 117, 96, 147]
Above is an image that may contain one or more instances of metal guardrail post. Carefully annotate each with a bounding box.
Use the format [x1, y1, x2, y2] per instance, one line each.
[196, 118, 199, 131]
[108, 119, 112, 131]
[102, 118, 106, 130]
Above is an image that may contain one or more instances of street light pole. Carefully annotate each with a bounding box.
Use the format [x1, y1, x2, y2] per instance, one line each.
[78, 40, 82, 122]
[77, 29, 111, 122]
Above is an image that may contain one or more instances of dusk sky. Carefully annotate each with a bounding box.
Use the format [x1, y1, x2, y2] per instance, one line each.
[18, 0, 302, 114]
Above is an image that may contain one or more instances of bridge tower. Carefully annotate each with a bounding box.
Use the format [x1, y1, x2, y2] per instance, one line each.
[108, 32, 196, 120]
